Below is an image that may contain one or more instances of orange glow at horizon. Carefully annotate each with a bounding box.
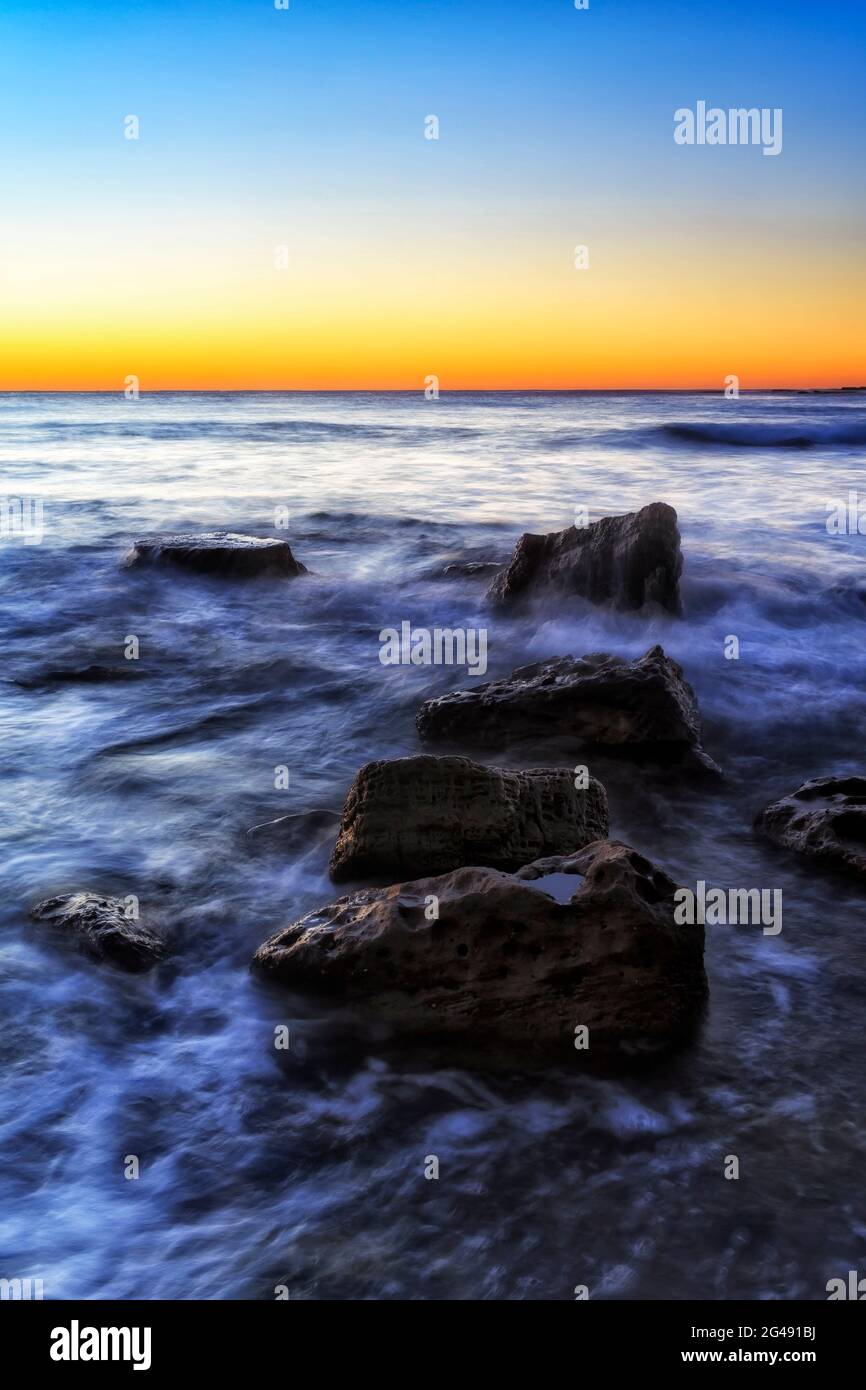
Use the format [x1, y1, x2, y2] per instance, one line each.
[2, 213, 864, 392]
[3, 0, 865, 395]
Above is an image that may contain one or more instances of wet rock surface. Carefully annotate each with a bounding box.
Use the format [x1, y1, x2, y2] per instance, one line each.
[486, 501, 682, 614]
[755, 775, 866, 878]
[253, 839, 708, 1057]
[124, 531, 307, 578]
[328, 754, 609, 883]
[30, 892, 166, 971]
[417, 644, 719, 773]
[439, 560, 503, 579]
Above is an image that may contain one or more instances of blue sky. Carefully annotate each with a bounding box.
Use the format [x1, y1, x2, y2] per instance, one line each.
[1, 0, 863, 387]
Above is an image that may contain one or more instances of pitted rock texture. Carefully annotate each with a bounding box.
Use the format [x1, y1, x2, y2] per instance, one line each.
[30, 892, 166, 971]
[328, 754, 609, 883]
[755, 776, 866, 878]
[486, 501, 682, 614]
[124, 531, 307, 578]
[417, 644, 718, 772]
[253, 839, 707, 1056]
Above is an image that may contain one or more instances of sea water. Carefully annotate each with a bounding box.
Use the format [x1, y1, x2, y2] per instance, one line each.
[0, 389, 864, 1299]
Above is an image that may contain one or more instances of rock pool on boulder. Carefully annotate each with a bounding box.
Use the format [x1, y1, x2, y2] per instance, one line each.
[124, 531, 307, 578]
[417, 644, 719, 773]
[252, 839, 708, 1058]
[755, 775, 866, 878]
[30, 892, 166, 971]
[328, 753, 609, 883]
[486, 501, 682, 614]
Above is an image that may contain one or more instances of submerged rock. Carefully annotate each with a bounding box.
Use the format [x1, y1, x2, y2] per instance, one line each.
[328, 754, 609, 883]
[417, 645, 719, 773]
[13, 663, 139, 689]
[438, 560, 503, 580]
[124, 531, 307, 578]
[253, 839, 707, 1057]
[487, 501, 682, 614]
[30, 892, 166, 971]
[755, 776, 866, 878]
[246, 807, 343, 854]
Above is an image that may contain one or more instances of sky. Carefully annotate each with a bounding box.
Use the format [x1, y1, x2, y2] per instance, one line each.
[0, 0, 863, 390]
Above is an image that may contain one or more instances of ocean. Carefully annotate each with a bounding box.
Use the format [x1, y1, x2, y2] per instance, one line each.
[1, 389, 864, 1299]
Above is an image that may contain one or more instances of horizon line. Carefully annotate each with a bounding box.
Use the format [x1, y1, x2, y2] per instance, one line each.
[2, 386, 864, 396]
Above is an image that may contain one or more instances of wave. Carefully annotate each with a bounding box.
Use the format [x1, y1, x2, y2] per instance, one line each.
[23, 419, 482, 444]
[530, 419, 866, 451]
[659, 421, 866, 449]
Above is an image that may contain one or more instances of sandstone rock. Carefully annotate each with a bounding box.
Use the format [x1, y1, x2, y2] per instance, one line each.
[417, 644, 719, 773]
[329, 754, 609, 883]
[30, 892, 166, 971]
[252, 839, 707, 1057]
[124, 531, 307, 578]
[486, 501, 682, 614]
[755, 776, 866, 878]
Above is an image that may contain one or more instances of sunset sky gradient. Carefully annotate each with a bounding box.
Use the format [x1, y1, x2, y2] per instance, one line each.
[1, 0, 863, 390]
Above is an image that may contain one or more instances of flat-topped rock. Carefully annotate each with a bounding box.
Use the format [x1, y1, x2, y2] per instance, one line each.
[124, 531, 307, 578]
[329, 753, 609, 883]
[253, 839, 708, 1057]
[417, 644, 719, 773]
[755, 776, 866, 878]
[487, 501, 682, 614]
[30, 892, 166, 972]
